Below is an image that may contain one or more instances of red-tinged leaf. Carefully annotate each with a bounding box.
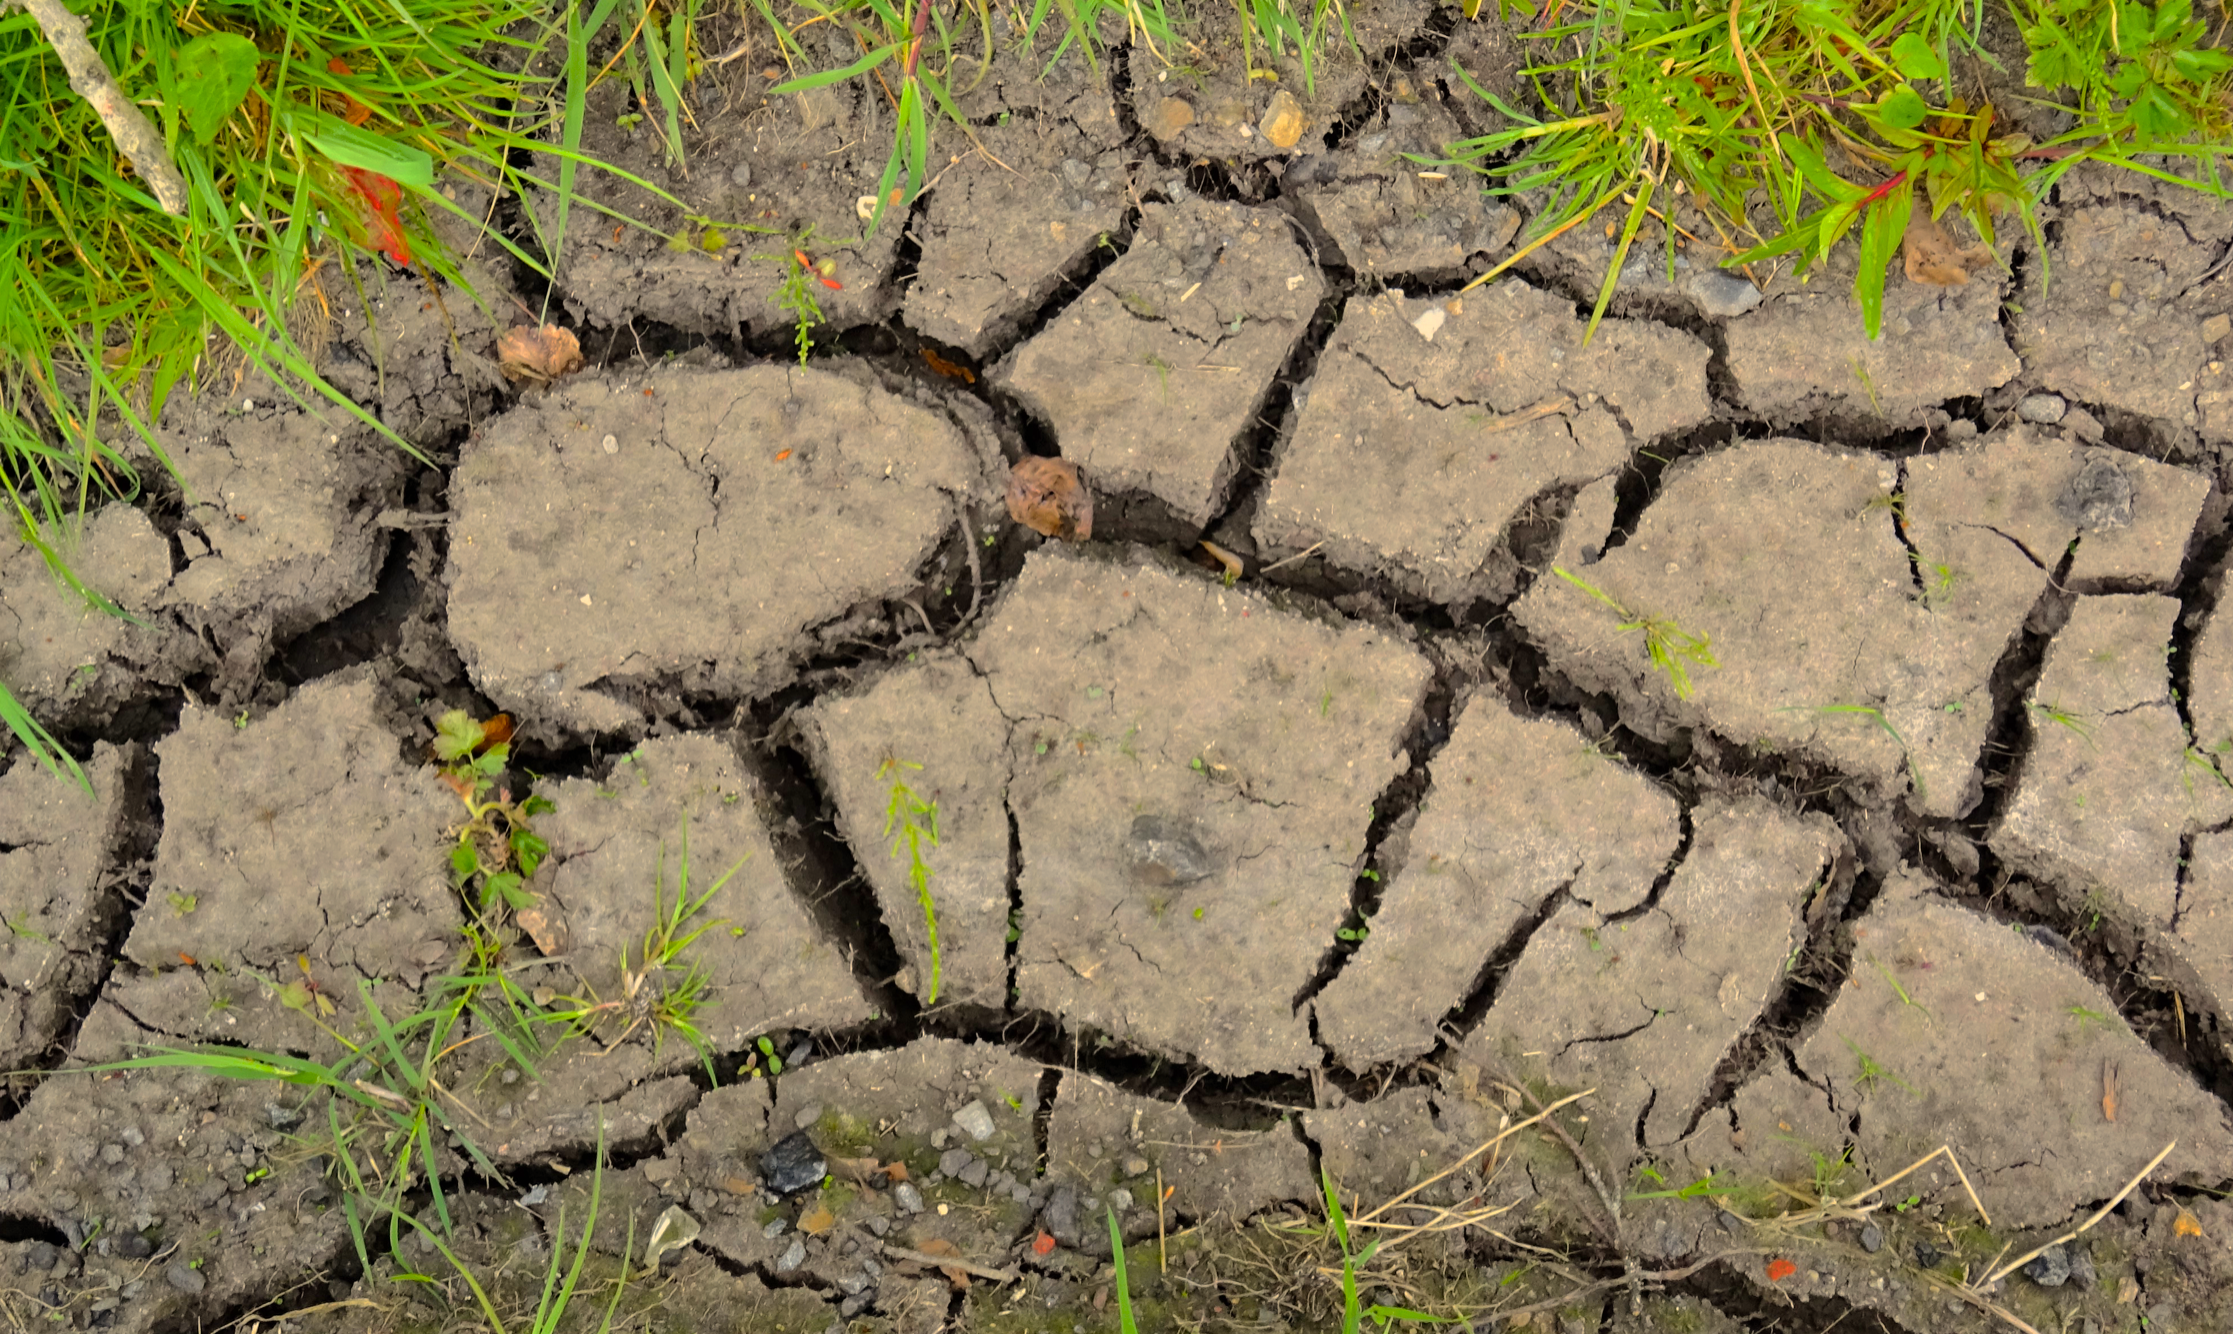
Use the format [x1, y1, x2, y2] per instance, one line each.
[1032, 1231, 1057, 1256]
[1766, 1258, 1798, 1282]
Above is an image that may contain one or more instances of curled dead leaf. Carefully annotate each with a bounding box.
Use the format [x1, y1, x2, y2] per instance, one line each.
[497, 323, 584, 385]
[1006, 456, 1092, 541]
[2174, 1206, 2203, 1238]
[797, 1202, 837, 1236]
[1903, 212, 1994, 287]
[914, 1236, 970, 1289]
[516, 900, 570, 957]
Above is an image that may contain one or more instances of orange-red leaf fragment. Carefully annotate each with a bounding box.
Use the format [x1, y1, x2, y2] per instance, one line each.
[1006, 456, 1092, 541]
[2174, 1207, 2203, 1238]
[1765, 1258, 1797, 1282]
[1032, 1230, 1058, 1256]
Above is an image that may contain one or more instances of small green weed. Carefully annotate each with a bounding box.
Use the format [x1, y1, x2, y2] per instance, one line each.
[1843, 1035, 1919, 1097]
[546, 817, 738, 1079]
[1790, 703, 1925, 800]
[1553, 566, 1718, 698]
[2067, 1002, 2115, 1034]
[2031, 700, 2098, 746]
[1318, 1168, 1458, 1332]
[1108, 1205, 1139, 1334]
[431, 710, 553, 919]
[879, 756, 944, 1004]
[1628, 1165, 1728, 1200]
[772, 238, 833, 365]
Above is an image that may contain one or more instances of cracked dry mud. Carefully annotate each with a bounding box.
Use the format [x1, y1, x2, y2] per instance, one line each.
[15, 8, 2233, 1334]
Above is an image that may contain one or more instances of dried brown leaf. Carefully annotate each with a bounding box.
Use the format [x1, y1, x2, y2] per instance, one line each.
[914, 1236, 970, 1289]
[797, 1202, 837, 1236]
[2102, 1060, 2119, 1124]
[516, 900, 569, 957]
[1006, 456, 1092, 541]
[496, 324, 584, 384]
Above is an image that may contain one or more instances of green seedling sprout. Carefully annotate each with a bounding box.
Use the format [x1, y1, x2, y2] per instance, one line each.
[879, 756, 944, 1004]
[1787, 703, 1926, 801]
[1553, 566, 1718, 698]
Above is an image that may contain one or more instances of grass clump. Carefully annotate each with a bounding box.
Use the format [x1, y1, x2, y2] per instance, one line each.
[1440, 0, 2233, 342]
[1552, 565, 1718, 698]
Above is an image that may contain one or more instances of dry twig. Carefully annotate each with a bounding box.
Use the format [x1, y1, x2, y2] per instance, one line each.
[18, 0, 187, 214]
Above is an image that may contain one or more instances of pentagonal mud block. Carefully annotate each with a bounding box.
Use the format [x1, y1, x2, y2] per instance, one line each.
[803, 655, 1013, 1010]
[1992, 595, 2231, 924]
[903, 58, 1129, 357]
[155, 401, 403, 651]
[976, 547, 1431, 1074]
[1458, 798, 1843, 1165]
[0, 506, 184, 730]
[526, 734, 871, 1065]
[993, 199, 1323, 528]
[126, 672, 459, 980]
[1047, 1072, 1312, 1224]
[1724, 255, 2017, 424]
[531, 69, 900, 336]
[1785, 876, 2233, 1227]
[1255, 282, 1708, 603]
[447, 364, 1000, 738]
[0, 744, 137, 1068]
[1313, 696, 1680, 1070]
[1520, 436, 2193, 820]
[2015, 168, 2232, 431]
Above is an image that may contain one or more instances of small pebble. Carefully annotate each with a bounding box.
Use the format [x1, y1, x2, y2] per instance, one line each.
[763, 1219, 788, 1240]
[775, 1238, 806, 1273]
[1859, 1222, 1883, 1254]
[166, 1264, 205, 1295]
[958, 1158, 988, 1188]
[893, 1182, 924, 1214]
[939, 1148, 977, 1179]
[2016, 392, 2067, 424]
[951, 1100, 996, 1142]
[793, 1104, 823, 1131]
[1684, 269, 1765, 318]
[1124, 1156, 1151, 1177]
[601, 434, 618, 454]
[730, 163, 753, 190]
[1109, 1188, 1133, 1211]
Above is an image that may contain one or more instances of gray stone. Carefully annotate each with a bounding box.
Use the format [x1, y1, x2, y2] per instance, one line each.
[763, 1219, 788, 1239]
[728, 162, 752, 190]
[938, 1148, 976, 1179]
[1108, 1188, 1133, 1211]
[1124, 814, 1216, 886]
[98, 1144, 122, 1166]
[2017, 393, 2068, 424]
[892, 1182, 924, 1214]
[2057, 450, 2135, 531]
[166, 1263, 205, 1294]
[760, 1131, 828, 1196]
[1042, 1185, 1081, 1248]
[1859, 1222, 1883, 1253]
[958, 1158, 988, 1188]
[951, 1100, 996, 1143]
[1686, 269, 1764, 318]
[2068, 1246, 2096, 1287]
[1123, 1156, 1151, 1177]
[2023, 1243, 2071, 1287]
[792, 1103, 822, 1131]
[776, 1238, 806, 1273]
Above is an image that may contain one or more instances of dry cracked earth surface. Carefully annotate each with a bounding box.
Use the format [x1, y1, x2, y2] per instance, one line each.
[14, 8, 2233, 1334]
